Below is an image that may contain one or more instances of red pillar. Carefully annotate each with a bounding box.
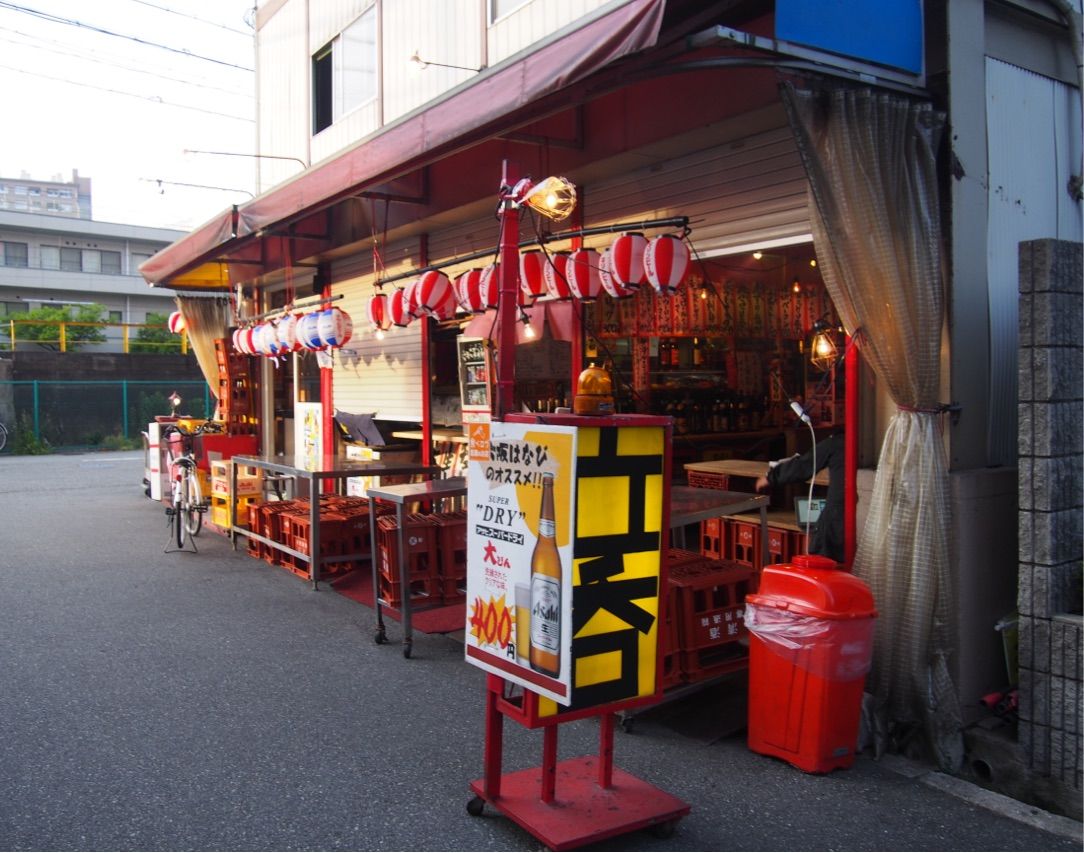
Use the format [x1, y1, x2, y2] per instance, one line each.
[495, 160, 520, 421]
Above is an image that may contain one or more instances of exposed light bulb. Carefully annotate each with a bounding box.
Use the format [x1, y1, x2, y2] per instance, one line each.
[792, 278, 801, 293]
[375, 329, 385, 340]
[753, 251, 763, 260]
[809, 259, 817, 268]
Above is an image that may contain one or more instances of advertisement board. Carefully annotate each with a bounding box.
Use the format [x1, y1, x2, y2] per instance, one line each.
[464, 421, 578, 705]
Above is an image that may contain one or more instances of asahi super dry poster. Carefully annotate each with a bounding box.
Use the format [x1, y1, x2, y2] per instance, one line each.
[464, 421, 577, 705]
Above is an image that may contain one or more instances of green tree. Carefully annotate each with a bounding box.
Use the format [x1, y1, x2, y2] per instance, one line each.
[131, 312, 182, 354]
[13, 304, 107, 351]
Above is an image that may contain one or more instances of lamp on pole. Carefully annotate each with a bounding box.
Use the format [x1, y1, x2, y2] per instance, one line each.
[494, 163, 577, 419]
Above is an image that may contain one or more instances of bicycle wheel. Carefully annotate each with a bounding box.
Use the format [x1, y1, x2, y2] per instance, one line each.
[172, 477, 186, 549]
[184, 468, 203, 537]
[0, 422, 7, 452]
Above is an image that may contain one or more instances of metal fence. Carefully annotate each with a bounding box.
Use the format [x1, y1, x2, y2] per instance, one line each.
[0, 380, 212, 452]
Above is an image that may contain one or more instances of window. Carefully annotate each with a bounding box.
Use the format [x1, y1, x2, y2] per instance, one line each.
[312, 5, 377, 134]
[108, 310, 123, 323]
[2, 242, 28, 267]
[81, 250, 101, 273]
[60, 247, 81, 271]
[40, 246, 60, 269]
[1, 301, 28, 315]
[101, 251, 121, 275]
[490, 0, 529, 22]
[58, 189, 72, 198]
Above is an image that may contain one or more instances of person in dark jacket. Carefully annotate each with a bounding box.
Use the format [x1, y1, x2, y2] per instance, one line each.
[755, 433, 845, 564]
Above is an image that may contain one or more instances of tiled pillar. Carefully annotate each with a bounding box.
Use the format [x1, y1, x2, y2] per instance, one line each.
[1017, 239, 1083, 793]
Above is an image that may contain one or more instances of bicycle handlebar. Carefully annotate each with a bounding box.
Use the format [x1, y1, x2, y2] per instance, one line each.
[162, 421, 226, 439]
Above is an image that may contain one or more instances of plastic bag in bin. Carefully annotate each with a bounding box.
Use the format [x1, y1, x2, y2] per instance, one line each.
[744, 601, 875, 682]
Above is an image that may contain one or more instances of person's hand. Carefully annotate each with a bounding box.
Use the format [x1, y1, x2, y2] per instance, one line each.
[755, 475, 770, 493]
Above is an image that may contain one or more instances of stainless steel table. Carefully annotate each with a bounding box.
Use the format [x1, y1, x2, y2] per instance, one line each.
[366, 476, 468, 658]
[669, 485, 769, 556]
[229, 455, 441, 589]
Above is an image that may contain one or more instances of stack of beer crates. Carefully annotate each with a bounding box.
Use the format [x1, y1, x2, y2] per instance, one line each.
[662, 548, 754, 689]
[209, 459, 262, 530]
[374, 509, 468, 608]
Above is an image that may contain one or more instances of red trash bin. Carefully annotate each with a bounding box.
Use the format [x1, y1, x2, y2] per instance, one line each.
[744, 554, 877, 773]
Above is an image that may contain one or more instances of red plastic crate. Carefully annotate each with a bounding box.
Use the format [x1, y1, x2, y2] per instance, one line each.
[687, 469, 730, 490]
[669, 559, 753, 683]
[763, 525, 790, 567]
[377, 514, 439, 582]
[699, 516, 725, 560]
[378, 573, 441, 609]
[727, 519, 760, 569]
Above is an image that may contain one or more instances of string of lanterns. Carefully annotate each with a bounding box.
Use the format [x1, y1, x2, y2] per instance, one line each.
[231, 305, 353, 357]
[367, 231, 691, 334]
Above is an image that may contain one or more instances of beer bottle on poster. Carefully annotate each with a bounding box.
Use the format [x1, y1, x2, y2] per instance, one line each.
[529, 473, 561, 677]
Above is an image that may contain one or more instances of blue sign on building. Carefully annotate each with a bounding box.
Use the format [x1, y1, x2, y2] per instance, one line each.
[775, 0, 923, 75]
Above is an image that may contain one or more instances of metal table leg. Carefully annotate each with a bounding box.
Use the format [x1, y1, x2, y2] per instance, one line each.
[397, 503, 412, 658]
[370, 495, 386, 645]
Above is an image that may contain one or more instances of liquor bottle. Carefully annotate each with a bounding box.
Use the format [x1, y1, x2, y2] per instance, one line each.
[657, 338, 669, 370]
[692, 337, 704, 367]
[529, 473, 561, 677]
[670, 338, 681, 367]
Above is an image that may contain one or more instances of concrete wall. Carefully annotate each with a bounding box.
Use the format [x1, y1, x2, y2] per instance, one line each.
[1017, 238, 1082, 795]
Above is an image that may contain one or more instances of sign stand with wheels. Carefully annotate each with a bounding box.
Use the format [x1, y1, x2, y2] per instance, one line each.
[464, 414, 689, 849]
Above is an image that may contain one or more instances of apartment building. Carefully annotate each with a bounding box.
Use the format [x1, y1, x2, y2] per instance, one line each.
[0, 207, 184, 351]
[0, 170, 92, 220]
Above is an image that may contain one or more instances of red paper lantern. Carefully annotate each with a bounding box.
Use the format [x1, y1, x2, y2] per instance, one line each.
[644, 234, 691, 295]
[543, 251, 572, 300]
[416, 270, 453, 318]
[368, 292, 392, 331]
[608, 232, 647, 291]
[403, 279, 423, 318]
[599, 248, 635, 300]
[566, 248, 602, 301]
[479, 263, 500, 309]
[455, 269, 483, 313]
[167, 310, 186, 334]
[389, 288, 412, 327]
[519, 250, 547, 304]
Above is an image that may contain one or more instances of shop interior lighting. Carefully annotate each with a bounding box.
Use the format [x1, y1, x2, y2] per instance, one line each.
[809, 319, 838, 371]
[792, 277, 802, 293]
[168, 391, 182, 416]
[809, 258, 817, 267]
[752, 251, 763, 260]
[519, 309, 536, 339]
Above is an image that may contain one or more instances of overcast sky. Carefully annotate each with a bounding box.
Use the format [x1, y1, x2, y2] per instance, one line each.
[0, 0, 258, 232]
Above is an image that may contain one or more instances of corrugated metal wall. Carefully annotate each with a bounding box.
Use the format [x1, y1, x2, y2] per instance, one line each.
[583, 123, 810, 256]
[985, 57, 1083, 465]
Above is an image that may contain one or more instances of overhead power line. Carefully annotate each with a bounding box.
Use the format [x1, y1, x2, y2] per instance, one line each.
[0, 61, 255, 122]
[0, 1, 253, 72]
[0, 29, 253, 98]
[126, 0, 253, 37]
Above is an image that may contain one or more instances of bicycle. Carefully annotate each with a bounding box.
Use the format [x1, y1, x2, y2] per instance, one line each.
[162, 420, 224, 552]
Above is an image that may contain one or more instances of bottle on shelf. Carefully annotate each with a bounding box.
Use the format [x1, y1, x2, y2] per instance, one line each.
[692, 337, 703, 367]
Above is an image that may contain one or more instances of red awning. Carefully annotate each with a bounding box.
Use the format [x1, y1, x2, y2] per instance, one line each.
[142, 0, 666, 290]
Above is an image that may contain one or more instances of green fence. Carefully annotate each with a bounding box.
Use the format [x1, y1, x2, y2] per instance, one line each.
[0, 380, 212, 452]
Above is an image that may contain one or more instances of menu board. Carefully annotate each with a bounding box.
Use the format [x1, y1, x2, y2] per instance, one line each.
[464, 420, 578, 706]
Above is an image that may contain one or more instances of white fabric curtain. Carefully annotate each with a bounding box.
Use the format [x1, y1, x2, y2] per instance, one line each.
[781, 82, 963, 770]
[175, 296, 232, 403]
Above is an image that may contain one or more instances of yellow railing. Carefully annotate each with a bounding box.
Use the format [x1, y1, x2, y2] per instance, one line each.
[1, 319, 188, 354]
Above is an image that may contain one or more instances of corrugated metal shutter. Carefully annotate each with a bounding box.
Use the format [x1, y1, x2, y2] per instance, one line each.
[985, 57, 1082, 465]
[583, 123, 810, 256]
[331, 241, 425, 423]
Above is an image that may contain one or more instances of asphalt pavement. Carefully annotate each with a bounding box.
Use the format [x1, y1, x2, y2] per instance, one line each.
[0, 451, 1079, 852]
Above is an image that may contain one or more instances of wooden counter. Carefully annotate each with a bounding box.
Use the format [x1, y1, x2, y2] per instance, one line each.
[684, 458, 829, 487]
